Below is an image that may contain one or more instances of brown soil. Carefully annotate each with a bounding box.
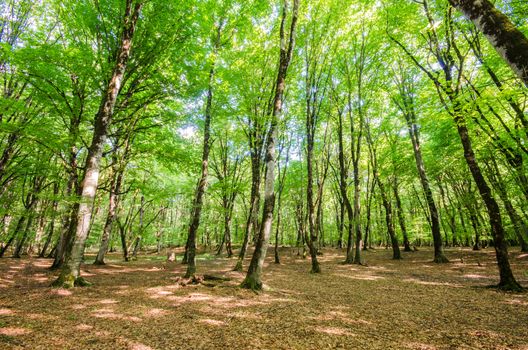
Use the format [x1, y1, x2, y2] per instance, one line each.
[0, 247, 527, 349]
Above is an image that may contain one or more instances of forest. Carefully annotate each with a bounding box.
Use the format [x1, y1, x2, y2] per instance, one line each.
[0, 0, 527, 349]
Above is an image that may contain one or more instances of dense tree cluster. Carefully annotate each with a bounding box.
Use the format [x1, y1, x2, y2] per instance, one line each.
[0, 0, 526, 291]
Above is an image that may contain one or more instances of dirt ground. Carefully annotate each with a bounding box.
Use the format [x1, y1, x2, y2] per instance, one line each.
[0, 247, 527, 350]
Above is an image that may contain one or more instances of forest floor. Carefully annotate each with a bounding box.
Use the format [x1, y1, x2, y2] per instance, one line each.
[0, 247, 527, 350]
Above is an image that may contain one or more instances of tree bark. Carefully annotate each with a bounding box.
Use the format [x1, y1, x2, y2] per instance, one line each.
[395, 83, 448, 262]
[336, 107, 354, 263]
[53, 0, 142, 288]
[449, 0, 528, 85]
[393, 178, 411, 252]
[241, 0, 299, 291]
[184, 22, 222, 278]
[94, 155, 124, 265]
[234, 149, 260, 271]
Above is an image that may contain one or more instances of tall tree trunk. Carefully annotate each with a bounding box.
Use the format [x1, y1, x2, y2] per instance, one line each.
[39, 182, 59, 257]
[94, 157, 124, 265]
[449, 0, 528, 85]
[363, 165, 374, 250]
[366, 123, 400, 259]
[336, 108, 354, 263]
[452, 107, 521, 290]
[53, 0, 142, 288]
[12, 213, 34, 258]
[399, 97, 448, 262]
[233, 152, 260, 271]
[241, 0, 299, 291]
[305, 129, 320, 273]
[393, 178, 411, 252]
[274, 202, 282, 264]
[305, 99, 320, 273]
[377, 178, 401, 260]
[184, 22, 222, 278]
[337, 193, 344, 249]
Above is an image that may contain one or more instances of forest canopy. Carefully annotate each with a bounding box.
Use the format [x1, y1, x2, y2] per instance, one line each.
[0, 0, 527, 294]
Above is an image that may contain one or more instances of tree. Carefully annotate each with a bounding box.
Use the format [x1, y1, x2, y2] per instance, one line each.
[53, 0, 143, 288]
[241, 0, 299, 291]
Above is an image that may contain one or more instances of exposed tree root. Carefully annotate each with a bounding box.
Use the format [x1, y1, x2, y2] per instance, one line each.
[51, 275, 92, 288]
[433, 255, 450, 263]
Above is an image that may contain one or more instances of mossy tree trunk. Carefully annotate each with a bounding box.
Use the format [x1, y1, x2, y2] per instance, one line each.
[449, 0, 528, 85]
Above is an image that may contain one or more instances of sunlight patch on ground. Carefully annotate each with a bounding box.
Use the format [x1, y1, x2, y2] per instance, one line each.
[314, 326, 355, 337]
[403, 278, 462, 288]
[26, 313, 51, 320]
[467, 330, 501, 339]
[199, 318, 227, 326]
[144, 308, 169, 317]
[503, 299, 528, 306]
[404, 341, 438, 350]
[0, 277, 15, 286]
[333, 273, 384, 281]
[0, 308, 14, 315]
[91, 307, 142, 322]
[52, 288, 73, 296]
[129, 342, 154, 350]
[98, 299, 119, 304]
[78, 271, 96, 277]
[75, 323, 93, 331]
[462, 274, 489, 279]
[32, 261, 52, 268]
[0, 327, 31, 336]
[31, 276, 49, 283]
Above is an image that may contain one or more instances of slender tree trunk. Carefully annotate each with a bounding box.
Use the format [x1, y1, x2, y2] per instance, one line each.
[39, 219, 55, 258]
[336, 109, 354, 263]
[404, 108, 448, 262]
[53, 1, 142, 287]
[13, 213, 34, 258]
[119, 223, 129, 262]
[94, 160, 124, 265]
[241, 0, 299, 290]
[305, 102, 320, 273]
[305, 134, 320, 273]
[225, 215, 233, 258]
[377, 178, 401, 260]
[337, 195, 344, 248]
[234, 154, 260, 271]
[274, 204, 282, 264]
[393, 178, 411, 252]
[366, 121, 400, 259]
[363, 166, 374, 250]
[184, 27, 220, 277]
[39, 182, 59, 258]
[352, 165, 362, 263]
